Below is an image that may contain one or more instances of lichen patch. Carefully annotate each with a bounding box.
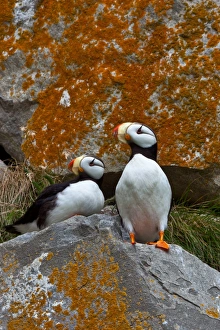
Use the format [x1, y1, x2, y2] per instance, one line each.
[0, 1, 219, 169]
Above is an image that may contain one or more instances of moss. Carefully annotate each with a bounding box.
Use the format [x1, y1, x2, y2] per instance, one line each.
[1, 0, 219, 168]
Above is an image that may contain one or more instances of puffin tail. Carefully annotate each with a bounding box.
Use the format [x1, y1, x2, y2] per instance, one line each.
[4, 224, 20, 234]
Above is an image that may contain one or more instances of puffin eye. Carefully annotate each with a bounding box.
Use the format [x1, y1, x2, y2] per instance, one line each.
[137, 125, 143, 134]
[90, 159, 95, 166]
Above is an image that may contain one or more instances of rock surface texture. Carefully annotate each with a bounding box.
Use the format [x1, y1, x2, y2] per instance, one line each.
[0, 0, 219, 170]
[0, 214, 219, 329]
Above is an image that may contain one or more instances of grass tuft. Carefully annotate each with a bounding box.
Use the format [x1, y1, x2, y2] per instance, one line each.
[0, 163, 58, 243]
[166, 203, 220, 271]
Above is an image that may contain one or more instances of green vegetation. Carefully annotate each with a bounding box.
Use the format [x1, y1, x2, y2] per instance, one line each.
[166, 203, 220, 271]
[0, 163, 58, 243]
[0, 164, 219, 271]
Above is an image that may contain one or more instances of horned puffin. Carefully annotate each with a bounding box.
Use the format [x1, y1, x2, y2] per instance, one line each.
[5, 155, 105, 234]
[113, 122, 172, 250]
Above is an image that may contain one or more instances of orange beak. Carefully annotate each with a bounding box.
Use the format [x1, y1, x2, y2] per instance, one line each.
[113, 124, 120, 138]
[68, 159, 74, 171]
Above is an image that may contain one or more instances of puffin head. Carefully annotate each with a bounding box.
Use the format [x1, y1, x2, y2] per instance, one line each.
[113, 122, 157, 148]
[68, 155, 105, 180]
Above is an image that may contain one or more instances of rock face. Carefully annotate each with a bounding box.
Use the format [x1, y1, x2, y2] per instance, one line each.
[0, 214, 219, 329]
[0, 97, 37, 162]
[0, 0, 219, 170]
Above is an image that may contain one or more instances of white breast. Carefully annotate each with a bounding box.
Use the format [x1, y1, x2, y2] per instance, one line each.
[116, 154, 172, 243]
[45, 180, 104, 227]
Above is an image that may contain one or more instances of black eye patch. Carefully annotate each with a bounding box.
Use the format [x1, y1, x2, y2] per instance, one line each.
[137, 125, 143, 134]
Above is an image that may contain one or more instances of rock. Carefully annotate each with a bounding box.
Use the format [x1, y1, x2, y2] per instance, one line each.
[0, 1, 219, 170]
[162, 164, 220, 205]
[0, 97, 37, 161]
[0, 214, 219, 329]
[0, 159, 7, 181]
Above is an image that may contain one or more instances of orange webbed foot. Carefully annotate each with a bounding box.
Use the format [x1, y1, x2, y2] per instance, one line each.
[155, 240, 169, 250]
[130, 232, 136, 245]
[147, 231, 169, 251]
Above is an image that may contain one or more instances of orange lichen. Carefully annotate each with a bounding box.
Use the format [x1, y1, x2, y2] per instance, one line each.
[2, 254, 18, 273]
[205, 307, 220, 318]
[46, 252, 54, 260]
[22, 76, 35, 91]
[1, 0, 219, 168]
[48, 244, 132, 329]
[6, 243, 151, 329]
[8, 291, 50, 330]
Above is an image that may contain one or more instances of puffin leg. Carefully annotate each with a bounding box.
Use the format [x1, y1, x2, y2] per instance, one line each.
[129, 232, 136, 245]
[147, 231, 169, 250]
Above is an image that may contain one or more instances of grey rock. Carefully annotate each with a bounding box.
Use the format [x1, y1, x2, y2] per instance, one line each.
[162, 165, 220, 205]
[0, 160, 7, 180]
[0, 214, 219, 329]
[0, 97, 37, 161]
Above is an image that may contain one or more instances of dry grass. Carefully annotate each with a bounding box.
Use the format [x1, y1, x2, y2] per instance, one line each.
[0, 164, 57, 243]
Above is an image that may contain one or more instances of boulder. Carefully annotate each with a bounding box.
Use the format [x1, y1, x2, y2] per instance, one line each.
[0, 97, 37, 162]
[0, 214, 219, 329]
[0, 0, 219, 170]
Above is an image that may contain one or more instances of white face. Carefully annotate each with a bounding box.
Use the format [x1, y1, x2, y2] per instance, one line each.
[126, 123, 157, 148]
[80, 156, 105, 180]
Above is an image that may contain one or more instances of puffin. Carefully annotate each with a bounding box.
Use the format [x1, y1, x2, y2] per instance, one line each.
[5, 155, 105, 234]
[113, 122, 172, 250]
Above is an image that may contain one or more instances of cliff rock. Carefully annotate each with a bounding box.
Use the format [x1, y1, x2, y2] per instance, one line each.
[0, 0, 219, 169]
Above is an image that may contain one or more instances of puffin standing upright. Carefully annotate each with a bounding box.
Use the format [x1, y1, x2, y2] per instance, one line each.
[5, 155, 105, 234]
[113, 122, 172, 250]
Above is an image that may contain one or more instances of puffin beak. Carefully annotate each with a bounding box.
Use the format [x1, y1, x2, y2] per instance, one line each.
[68, 155, 86, 175]
[68, 159, 74, 171]
[113, 122, 133, 144]
[113, 125, 120, 138]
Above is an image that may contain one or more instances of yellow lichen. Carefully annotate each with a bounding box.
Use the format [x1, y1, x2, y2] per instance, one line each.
[2, 254, 18, 273]
[48, 244, 131, 329]
[205, 307, 220, 318]
[46, 252, 54, 261]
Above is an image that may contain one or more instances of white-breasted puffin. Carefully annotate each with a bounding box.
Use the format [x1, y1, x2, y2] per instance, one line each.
[5, 155, 105, 234]
[113, 122, 172, 250]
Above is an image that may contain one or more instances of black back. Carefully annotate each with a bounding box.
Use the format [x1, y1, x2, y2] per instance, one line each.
[5, 173, 103, 234]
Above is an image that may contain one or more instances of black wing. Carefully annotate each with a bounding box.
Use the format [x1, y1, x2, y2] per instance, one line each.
[36, 176, 80, 200]
[5, 177, 80, 233]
